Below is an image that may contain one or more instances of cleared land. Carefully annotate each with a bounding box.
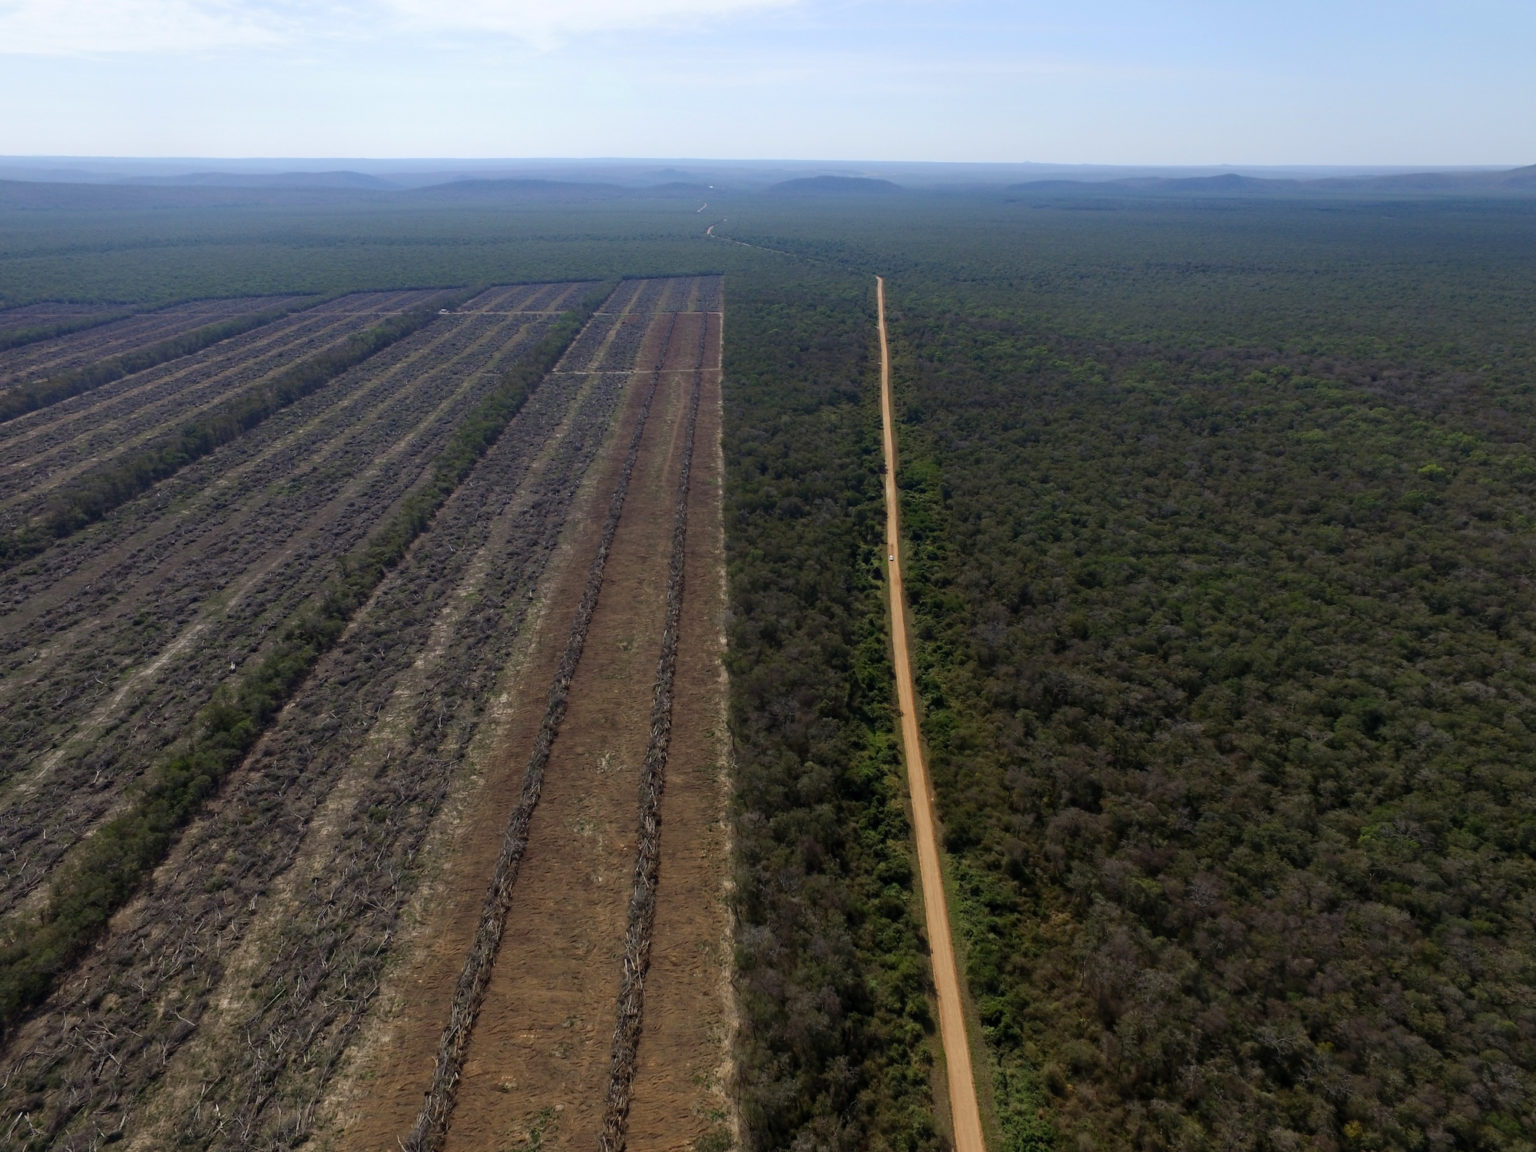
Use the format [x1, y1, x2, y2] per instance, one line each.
[0, 295, 312, 388]
[0, 285, 576, 921]
[0, 290, 435, 530]
[0, 276, 729, 1152]
[333, 278, 729, 1152]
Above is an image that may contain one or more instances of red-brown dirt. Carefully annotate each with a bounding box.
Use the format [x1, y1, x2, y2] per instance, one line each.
[0, 279, 730, 1152]
[331, 285, 728, 1152]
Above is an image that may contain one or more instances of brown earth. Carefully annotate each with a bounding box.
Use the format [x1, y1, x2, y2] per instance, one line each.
[0, 282, 616, 1147]
[333, 290, 728, 1151]
[622, 307, 733, 1152]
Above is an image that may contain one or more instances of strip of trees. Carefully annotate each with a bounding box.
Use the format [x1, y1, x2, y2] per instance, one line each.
[724, 263, 941, 1151]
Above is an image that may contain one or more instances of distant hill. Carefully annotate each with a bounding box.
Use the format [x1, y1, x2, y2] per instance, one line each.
[1135, 173, 1284, 193]
[768, 175, 905, 196]
[1007, 164, 1536, 199]
[411, 178, 630, 200]
[125, 170, 397, 190]
[0, 178, 363, 210]
[643, 181, 714, 196]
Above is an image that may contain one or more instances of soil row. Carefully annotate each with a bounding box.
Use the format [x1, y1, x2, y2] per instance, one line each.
[463, 282, 592, 313]
[0, 282, 706, 1150]
[0, 293, 444, 522]
[396, 308, 713, 1152]
[406, 312, 679, 1151]
[601, 276, 722, 317]
[0, 295, 383, 451]
[0, 297, 575, 917]
[0, 296, 316, 388]
[0, 302, 122, 332]
[0, 358, 621, 1150]
[621, 307, 732, 1152]
[599, 323, 705, 1152]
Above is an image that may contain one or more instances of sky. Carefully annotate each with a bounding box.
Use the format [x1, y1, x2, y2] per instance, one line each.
[0, 0, 1531, 165]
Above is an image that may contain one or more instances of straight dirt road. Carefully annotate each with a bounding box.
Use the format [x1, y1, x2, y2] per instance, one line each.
[877, 274, 987, 1152]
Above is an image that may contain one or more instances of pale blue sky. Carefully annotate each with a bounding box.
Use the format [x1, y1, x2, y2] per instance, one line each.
[0, 0, 1530, 163]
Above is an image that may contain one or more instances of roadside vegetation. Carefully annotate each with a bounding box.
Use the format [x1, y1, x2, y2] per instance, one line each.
[723, 261, 940, 1151]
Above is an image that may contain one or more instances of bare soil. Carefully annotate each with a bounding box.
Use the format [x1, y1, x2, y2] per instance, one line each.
[622, 307, 733, 1151]
[0, 278, 730, 1152]
[0, 292, 571, 916]
[332, 285, 728, 1152]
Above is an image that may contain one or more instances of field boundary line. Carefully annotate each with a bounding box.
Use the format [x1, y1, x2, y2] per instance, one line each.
[876, 275, 987, 1152]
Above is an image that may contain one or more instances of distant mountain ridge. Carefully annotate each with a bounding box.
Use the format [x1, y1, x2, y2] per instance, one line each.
[124, 170, 397, 190]
[1008, 164, 1536, 198]
[768, 175, 905, 195]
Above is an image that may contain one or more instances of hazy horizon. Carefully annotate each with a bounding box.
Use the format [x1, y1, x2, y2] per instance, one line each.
[1, 1, 1532, 165]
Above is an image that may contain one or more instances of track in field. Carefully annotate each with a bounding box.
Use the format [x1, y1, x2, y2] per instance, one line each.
[0, 278, 730, 1152]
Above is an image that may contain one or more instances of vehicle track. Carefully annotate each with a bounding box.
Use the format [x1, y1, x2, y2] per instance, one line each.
[876, 275, 987, 1152]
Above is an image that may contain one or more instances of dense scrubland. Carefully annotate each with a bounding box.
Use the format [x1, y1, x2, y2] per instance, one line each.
[0, 181, 1532, 1151]
[717, 193, 1536, 1151]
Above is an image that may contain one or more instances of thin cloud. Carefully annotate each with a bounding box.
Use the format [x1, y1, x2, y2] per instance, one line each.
[0, 0, 291, 54]
[380, 0, 801, 46]
[0, 0, 801, 55]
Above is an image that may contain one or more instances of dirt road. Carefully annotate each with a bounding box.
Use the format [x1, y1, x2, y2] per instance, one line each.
[876, 275, 987, 1152]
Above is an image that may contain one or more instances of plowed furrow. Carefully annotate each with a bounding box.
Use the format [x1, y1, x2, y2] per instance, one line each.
[407, 313, 679, 1151]
[621, 306, 731, 1151]
[0, 296, 311, 386]
[0, 357, 613, 1150]
[0, 305, 349, 451]
[599, 321, 704, 1151]
[421, 309, 705, 1152]
[0, 315, 392, 516]
[0, 303, 568, 910]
